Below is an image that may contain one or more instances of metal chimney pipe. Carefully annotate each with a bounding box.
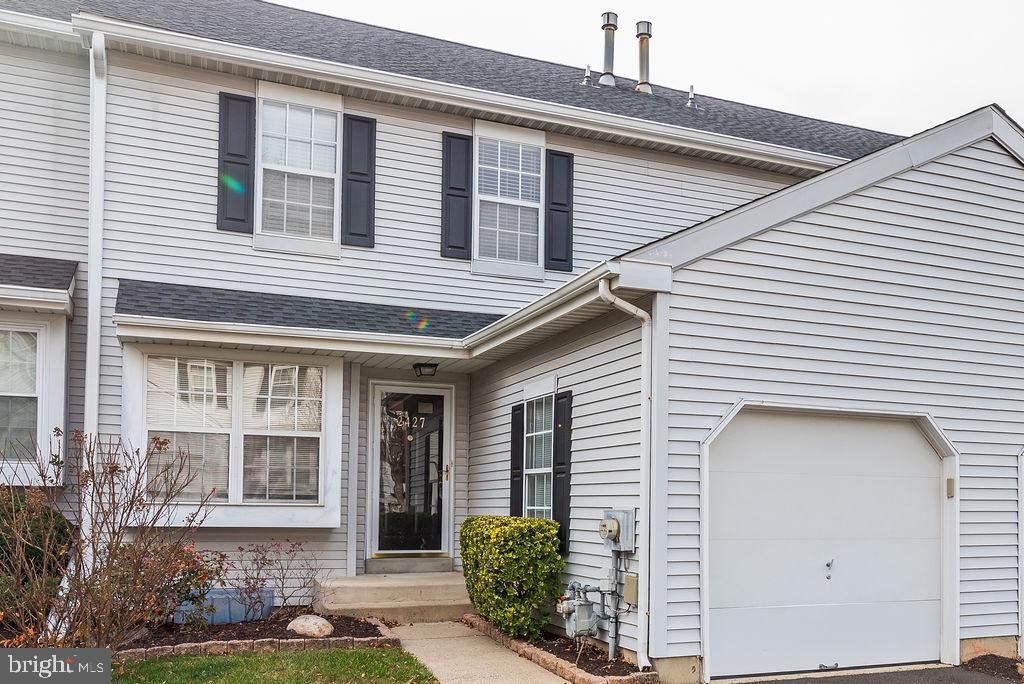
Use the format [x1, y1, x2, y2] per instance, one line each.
[599, 12, 617, 86]
[635, 20, 652, 94]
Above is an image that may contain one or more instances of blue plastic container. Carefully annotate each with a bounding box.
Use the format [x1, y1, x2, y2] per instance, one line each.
[172, 587, 275, 625]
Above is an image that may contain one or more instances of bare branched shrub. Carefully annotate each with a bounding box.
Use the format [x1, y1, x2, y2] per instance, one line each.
[229, 539, 326, 619]
[0, 429, 220, 649]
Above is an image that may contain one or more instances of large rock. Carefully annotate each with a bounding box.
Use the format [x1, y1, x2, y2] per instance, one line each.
[286, 614, 334, 638]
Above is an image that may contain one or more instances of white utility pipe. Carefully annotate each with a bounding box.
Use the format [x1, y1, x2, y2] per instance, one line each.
[598, 279, 652, 669]
[84, 31, 106, 437]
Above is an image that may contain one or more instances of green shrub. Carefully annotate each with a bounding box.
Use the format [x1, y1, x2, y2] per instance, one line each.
[0, 489, 72, 579]
[460, 515, 564, 640]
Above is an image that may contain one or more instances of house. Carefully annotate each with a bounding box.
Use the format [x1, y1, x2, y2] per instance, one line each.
[1, 0, 1022, 681]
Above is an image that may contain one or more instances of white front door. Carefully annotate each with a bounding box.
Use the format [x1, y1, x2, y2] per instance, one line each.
[708, 411, 943, 677]
[368, 383, 454, 556]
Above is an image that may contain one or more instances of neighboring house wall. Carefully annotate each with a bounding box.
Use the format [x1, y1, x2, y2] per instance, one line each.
[96, 50, 794, 434]
[663, 137, 1024, 657]
[468, 309, 643, 653]
[0, 40, 90, 431]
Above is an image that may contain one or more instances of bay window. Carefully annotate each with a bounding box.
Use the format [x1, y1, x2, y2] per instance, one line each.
[144, 356, 325, 507]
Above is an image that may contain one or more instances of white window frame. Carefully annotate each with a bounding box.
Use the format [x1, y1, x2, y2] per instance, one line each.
[253, 81, 345, 259]
[123, 345, 343, 528]
[472, 120, 546, 280]
[0, 311, 67, 487]
[523, 393, 555, 520]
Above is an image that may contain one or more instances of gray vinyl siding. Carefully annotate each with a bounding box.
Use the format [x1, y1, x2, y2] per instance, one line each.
[468, 309, 643, 653]
[0, 41, 89, 431]
[662, 136, 1024, 657]
[95, 51, 792, 433]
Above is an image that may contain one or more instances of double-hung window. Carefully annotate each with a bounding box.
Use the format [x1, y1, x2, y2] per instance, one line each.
[523, 394, 554, 519]
[0, 328, 38, 458]
[473, 122, 546, 278]
[255, 82, 342, 256]
[145, 356, 325, 508]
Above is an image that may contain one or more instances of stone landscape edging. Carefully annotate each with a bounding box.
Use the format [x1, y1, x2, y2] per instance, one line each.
[461, 614, 659, 684]
[114, 617, 401, 663]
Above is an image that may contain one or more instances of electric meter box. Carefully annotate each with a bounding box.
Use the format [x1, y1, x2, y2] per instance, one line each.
[599, 509, 634, 552]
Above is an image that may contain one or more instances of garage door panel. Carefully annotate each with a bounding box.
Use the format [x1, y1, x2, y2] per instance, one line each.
[711, 413, 942, 477]
[709, 600, 941, 677]
[710, 472, 941, 539]
[710, 538, 940, 608]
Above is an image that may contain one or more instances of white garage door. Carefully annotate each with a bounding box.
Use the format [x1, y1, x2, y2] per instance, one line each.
[708, 411, 942, 677]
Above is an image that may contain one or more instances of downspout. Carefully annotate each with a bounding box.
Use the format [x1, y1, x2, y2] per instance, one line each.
[84, 31, 106, 438]
[598, 279, 652, 669]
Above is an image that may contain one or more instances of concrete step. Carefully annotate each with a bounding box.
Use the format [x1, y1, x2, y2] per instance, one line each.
[314, 571, 474, 624]
[365, 557, 453, 574]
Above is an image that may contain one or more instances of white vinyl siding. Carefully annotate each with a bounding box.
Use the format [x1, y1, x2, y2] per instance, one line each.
[661, 136, 1024, 657]
[469, 309, 643, 652]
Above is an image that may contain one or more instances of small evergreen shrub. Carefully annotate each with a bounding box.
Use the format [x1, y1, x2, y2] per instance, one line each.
[0, 488, 72, 579]
[460, 515, 564, 640]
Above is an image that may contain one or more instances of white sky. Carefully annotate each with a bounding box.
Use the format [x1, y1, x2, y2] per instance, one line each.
[271, 0, 1024, 137]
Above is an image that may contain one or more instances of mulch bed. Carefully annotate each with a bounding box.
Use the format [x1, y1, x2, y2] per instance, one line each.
[964, 655, 1023, 682]
[132, 614, 380, 649]
[532, 630, 639, 678]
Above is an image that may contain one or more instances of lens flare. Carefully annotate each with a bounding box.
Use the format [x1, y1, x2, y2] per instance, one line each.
[219, 173, 246, 195]
[403, 310, 431, 333]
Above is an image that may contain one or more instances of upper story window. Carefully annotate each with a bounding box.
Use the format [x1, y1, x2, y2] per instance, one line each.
[472, 121, 546, 279]
[254, 82, 343, 257]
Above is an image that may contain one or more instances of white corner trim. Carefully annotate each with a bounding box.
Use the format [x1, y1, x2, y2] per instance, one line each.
[0, 284, 74, 316]
[631, 106, 1004, 270]
[345, 361, 361, 576]
[84, 31, 107, 437]
[697, 399, 961, 682]
[68, 13, 845, 173]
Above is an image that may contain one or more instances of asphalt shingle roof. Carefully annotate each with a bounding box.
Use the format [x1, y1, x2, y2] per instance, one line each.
[0, 253, 79, 290]
[115, 280, 504, 338]
[3, 0, 905, 160]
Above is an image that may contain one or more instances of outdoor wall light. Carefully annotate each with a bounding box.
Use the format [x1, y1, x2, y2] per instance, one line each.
[413, 362, 438, 377]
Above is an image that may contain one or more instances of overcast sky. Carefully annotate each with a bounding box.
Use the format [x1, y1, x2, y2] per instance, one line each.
[271, 0, 1023, 137]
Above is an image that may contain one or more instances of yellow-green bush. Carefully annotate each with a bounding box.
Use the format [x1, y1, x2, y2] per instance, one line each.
[459, 515, 564, 639]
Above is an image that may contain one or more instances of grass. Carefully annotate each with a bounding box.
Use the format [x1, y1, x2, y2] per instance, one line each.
[113, 648, 437, 684]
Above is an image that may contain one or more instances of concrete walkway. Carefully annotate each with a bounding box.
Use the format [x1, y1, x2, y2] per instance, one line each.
[393, 621, 567, 684]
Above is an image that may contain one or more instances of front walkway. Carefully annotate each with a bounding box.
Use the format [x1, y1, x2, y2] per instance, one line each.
[393, 621, 566, 684]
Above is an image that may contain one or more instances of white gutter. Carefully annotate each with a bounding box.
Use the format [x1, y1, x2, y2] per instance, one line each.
[0, 9, 77, 39]
[597, 279, 653, 670]
[0, 283, 75, 317]
[69, 14, 844, 174]
[84, 31, 106, 437]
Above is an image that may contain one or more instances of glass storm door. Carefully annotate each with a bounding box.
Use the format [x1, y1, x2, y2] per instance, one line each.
[377, 391, 445, 552]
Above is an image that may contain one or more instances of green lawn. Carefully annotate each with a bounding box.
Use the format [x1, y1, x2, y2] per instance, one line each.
[114, 648, 437, 684]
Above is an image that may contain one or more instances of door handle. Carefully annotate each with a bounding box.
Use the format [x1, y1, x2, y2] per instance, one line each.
[444, 464, 450, 481]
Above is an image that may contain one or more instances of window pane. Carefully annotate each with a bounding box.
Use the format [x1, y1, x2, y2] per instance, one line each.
[521, 174, 541, 203]
[479, 201, 497, 228]
[520, 232, 538, 264]
[478, 227, 497, 259]
[243, 435, 320, 502]
[287, 139, 311, 169]
[526, 472, 552, 518]
[288, 105, 312, 138]
[243, 363, 323, 431]
[497, 231, 518, 262]
[311, 177, 334, 207]
[262, 199, 285, 233]
[499, 170, 519, 199]
[520, 206, 539, 234]
[298, 367, 323, 398]
[148, 431, 229, 502]
[262, 134, 286, 165]
[311, 207, 334, 239]
[145, 357, 232, 430]
[286, 174, 311, 203]
[521, 145, 541, 174]
[0, 331, 37, 394]
[312, 143, 336, 173]
[269, 398, 295, 430]
[263, 169, 286, 200]
[313, 110, 337, 142]
[285, 203, 311, 236]
[479, 138, 499, 168]
[262, 101, 287, 134]
[0, 396, 37, 458]
[499, 141, 520, 170]
[478, 166, 499, 197]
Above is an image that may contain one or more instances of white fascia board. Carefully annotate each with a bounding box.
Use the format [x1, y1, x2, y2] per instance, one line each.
[0, 283, 74, 316]
[112, 314, 469, 358]
[0, 9, 77, 39]
[69, 13, 844, 173]
[606, 259, 673, 292]
[632, 106, 1002, 270]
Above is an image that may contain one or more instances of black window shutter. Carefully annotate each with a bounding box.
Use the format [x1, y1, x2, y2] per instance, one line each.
[341, 114, 376, 247]
[509, 403, 525, 516]
[217, 92, 256, 234]
[544, 150, 574, 272]
[441, 132, 473, 259]
[552, 390, 573, 553]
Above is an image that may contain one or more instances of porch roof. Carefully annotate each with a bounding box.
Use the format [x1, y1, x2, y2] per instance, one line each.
[0, 252, 77, 315]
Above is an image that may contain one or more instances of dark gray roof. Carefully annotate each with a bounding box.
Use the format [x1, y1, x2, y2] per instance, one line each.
[115, 280, 503, 338]
[0, 253, 79, 290]
[5, 0, 905, 160]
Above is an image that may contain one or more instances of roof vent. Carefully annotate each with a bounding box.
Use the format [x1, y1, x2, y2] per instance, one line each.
[635, 20, 652, 94]
[581, 64, 594, 87]
[599, 12, 618, 87]
[686, 84, 696, 108]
